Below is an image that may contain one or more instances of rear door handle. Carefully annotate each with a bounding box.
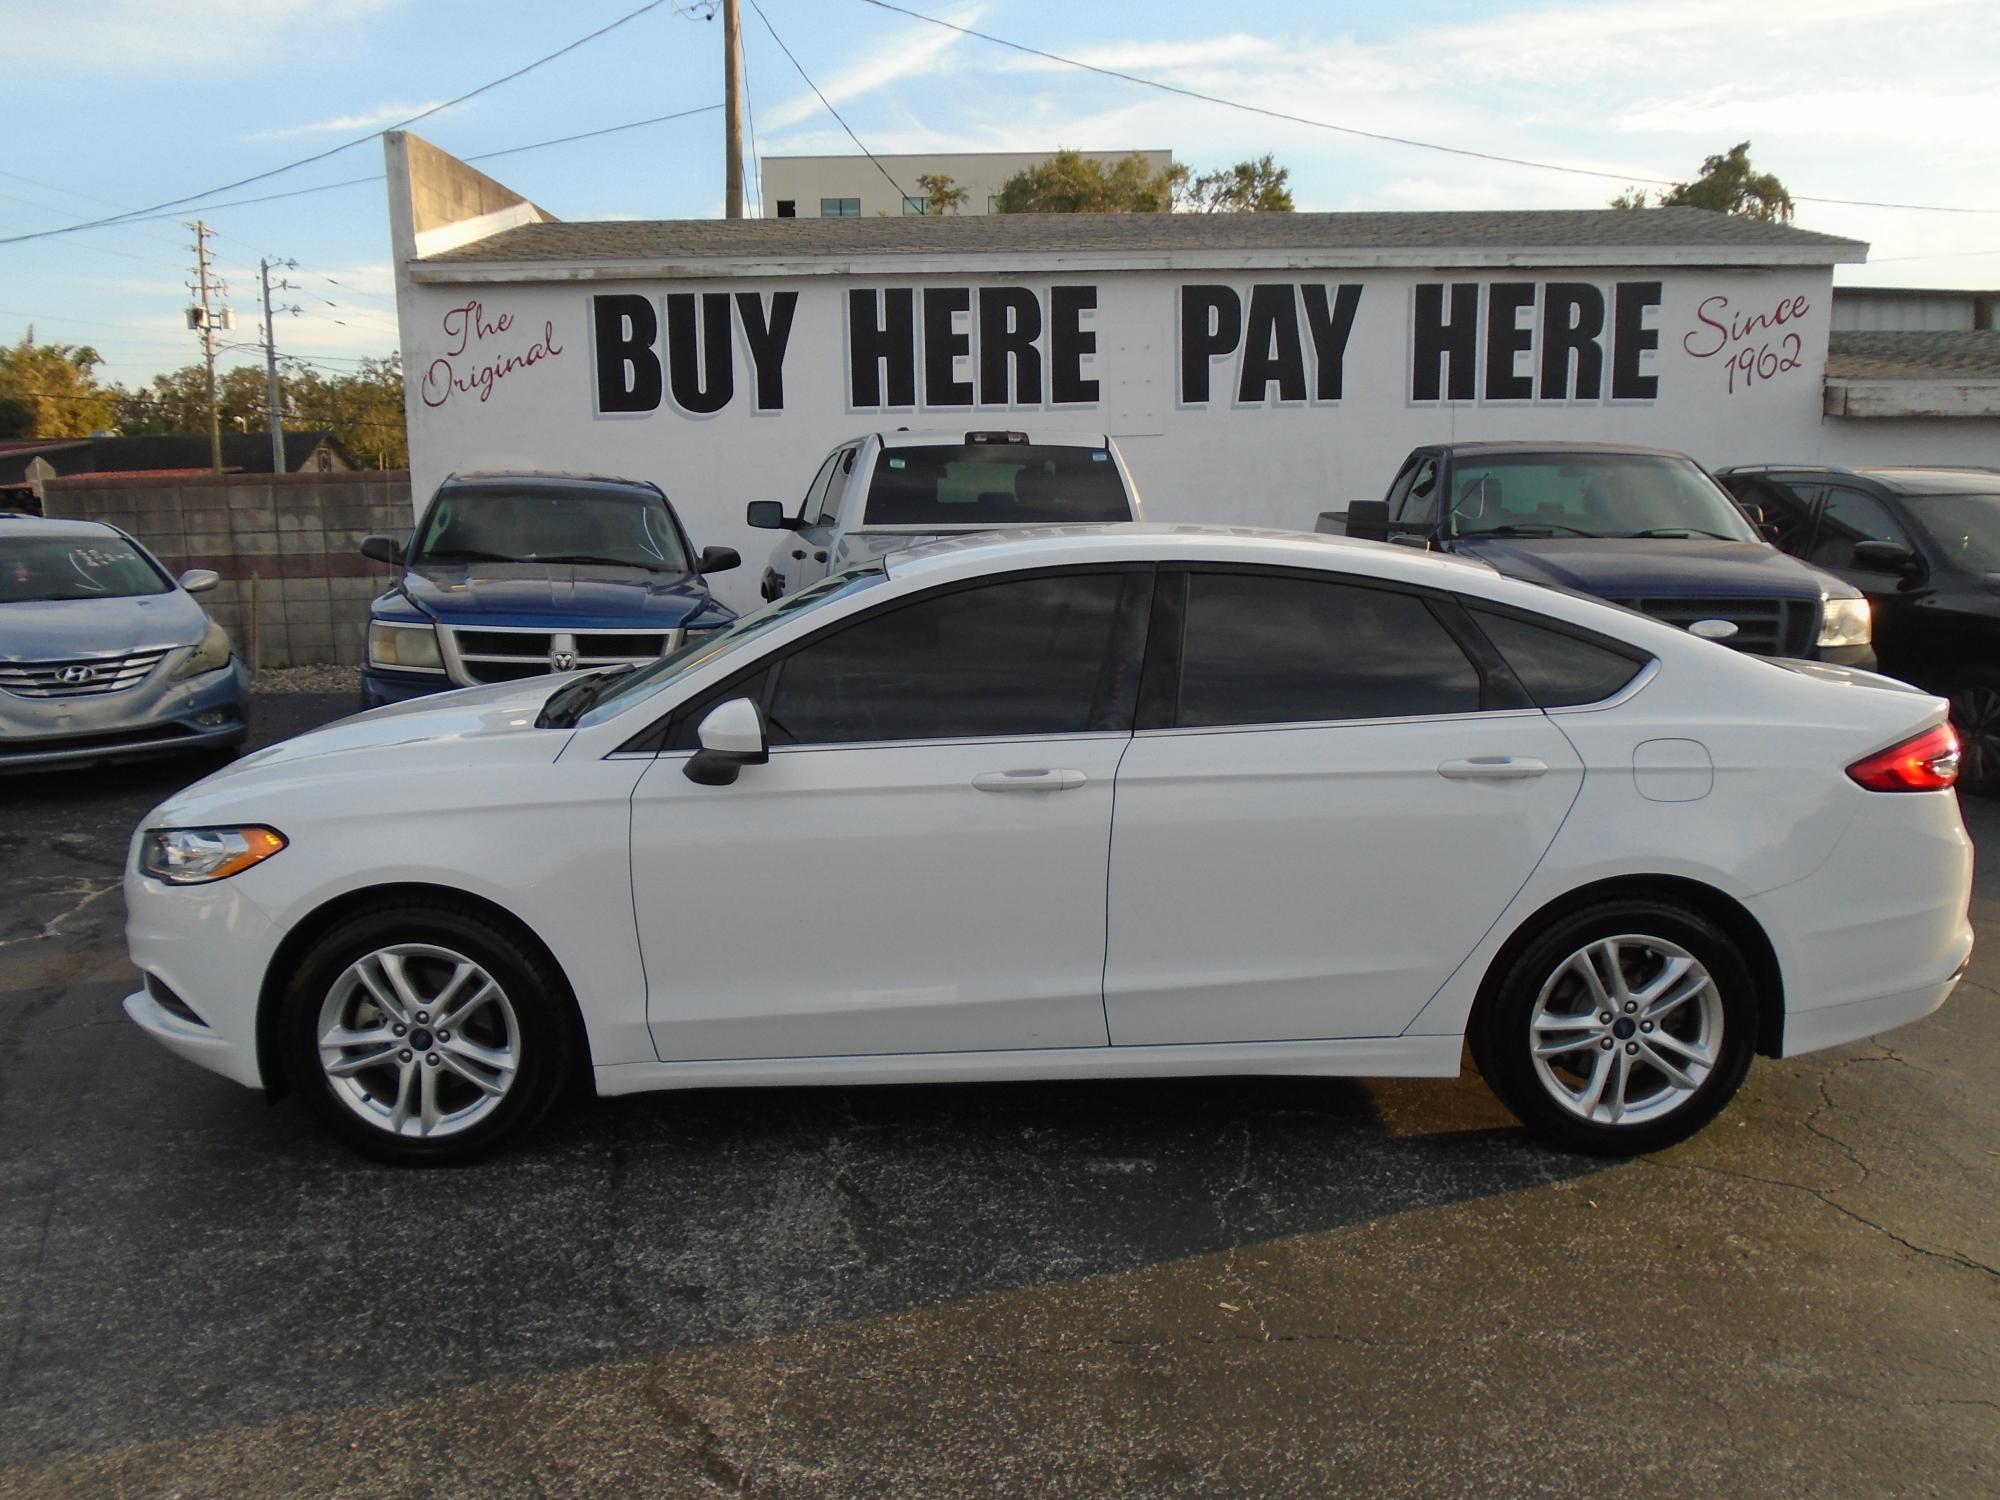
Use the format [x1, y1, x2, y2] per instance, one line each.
[972, 769, 1087, 792]
[1438, 756, 1548, 781]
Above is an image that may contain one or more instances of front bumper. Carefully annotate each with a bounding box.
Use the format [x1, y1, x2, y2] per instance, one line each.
[0, 659, 250, 775]
[122, 862, 281, 1091]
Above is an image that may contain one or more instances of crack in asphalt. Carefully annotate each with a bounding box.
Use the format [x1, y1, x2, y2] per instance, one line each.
[0, 880, 121, 955]
[1641, 1157, 2000, 1281]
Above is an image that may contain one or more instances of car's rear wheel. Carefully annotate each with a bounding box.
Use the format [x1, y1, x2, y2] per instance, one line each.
[1948, 669, 2000, 797]
[1474, 899, 1758, 1155]
[279, 901, 574, 1164]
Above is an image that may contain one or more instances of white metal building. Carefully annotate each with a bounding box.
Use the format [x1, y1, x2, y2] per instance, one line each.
[758, 149, 1174, 220]
[386, 132, 2000, 614]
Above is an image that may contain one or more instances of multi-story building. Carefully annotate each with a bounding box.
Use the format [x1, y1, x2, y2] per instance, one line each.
[759, 149, 1173, 219]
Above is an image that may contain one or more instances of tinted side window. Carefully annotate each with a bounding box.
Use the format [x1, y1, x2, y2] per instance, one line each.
[1807, 487, 1910, 570]
[797, 453, 838, 522]
[1721, 474, 1817, 553]
[815, 448, 855, 527]
[1392, 458, 1439, 528]
[765, 572, 1137, 745]
[1175, 573, 1481, 728]
[1470, 608, 1646, 708]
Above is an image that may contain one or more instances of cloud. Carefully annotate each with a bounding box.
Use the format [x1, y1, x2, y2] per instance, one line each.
[757, 3, 985, 131]
[253, 102, 449, 140]
[0, 0, 407, 71]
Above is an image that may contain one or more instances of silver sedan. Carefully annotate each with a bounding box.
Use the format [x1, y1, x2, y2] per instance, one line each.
[1, 516, 249, 773]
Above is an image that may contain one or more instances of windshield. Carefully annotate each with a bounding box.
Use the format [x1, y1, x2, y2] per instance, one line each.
[578, 567, 888, 724]
[1904, 492, 2000, 572]
[1447, 454, 1758, 542]
[413, 486, 692, 571]
[1, 535, 171, 603]
[863, 443, 1131, 528]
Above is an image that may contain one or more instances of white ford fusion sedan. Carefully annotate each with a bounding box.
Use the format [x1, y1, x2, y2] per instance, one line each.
[124, 525, 1973, 1164]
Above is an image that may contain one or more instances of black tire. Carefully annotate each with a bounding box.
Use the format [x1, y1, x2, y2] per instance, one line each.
[1948, 668, 2000, 797]
[279, 898, 577, 1165]
[1472, 898, 1759, 1156]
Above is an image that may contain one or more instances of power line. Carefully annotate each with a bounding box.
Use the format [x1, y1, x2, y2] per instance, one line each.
[0, 1, 674, 247]
[751, 0, 907, 203]
[12, 104, 726, 233]
[853, 0, 2000, 217]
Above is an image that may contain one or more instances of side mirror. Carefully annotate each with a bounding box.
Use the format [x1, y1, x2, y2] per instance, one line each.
[697, 545, 741, 574]
[1314, 511, 1347, 536]
[745, 501, 796, 531]
[177, 568, 220, 595]
[1345, 499, 1391, 543]
[360, 534, 404, 566]
[684, 697, 769, 786]
[1736, 500, 1768, 528]
[1851, 539, 1925, 580]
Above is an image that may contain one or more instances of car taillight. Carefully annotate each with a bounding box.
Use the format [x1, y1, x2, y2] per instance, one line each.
[1847, 723, 1961, 792]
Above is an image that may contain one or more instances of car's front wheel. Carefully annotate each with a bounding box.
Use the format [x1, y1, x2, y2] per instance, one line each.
[1474, 899, 1758, 1155]
[279, 900, 576, 1164]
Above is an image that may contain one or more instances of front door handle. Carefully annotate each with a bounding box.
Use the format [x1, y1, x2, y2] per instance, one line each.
[972, 769, 1087, 792]
[790, 548, 807, 560]
[1438, 756, 1549, 781]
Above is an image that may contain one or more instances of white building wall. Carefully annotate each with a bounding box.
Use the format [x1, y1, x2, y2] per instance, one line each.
[759, 150, 1173, 219]
[389, 259, 2000, 615]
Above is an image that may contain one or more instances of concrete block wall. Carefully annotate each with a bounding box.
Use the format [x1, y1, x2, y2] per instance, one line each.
[43, 472, 412, 668]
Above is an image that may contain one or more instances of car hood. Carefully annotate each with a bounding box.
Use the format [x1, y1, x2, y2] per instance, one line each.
[1454, 537, 1837, 599]
[0, 591, 206, 662]
[395, 562, 715, 628]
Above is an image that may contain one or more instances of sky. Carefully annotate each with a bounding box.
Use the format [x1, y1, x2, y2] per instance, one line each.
[3, 0, 1997, 393]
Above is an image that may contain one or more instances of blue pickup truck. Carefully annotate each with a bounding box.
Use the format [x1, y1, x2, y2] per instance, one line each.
[1324, 441, 1875, 667]
[359, 471, 738, 708]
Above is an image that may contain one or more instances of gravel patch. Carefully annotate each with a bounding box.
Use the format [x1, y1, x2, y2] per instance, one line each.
[251, 664, 360, 695]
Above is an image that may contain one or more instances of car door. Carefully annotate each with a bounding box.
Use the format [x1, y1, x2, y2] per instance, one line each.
[1801, 485, 1927, 668]
[763, 452, 837, 599]
[630, 566, 1151, 1062]
[1103, 566, 1584, 1045]
[784, 445, 853, 595]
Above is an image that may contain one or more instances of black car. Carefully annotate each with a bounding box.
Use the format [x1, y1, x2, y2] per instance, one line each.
[1327, 442, 1874, 666]
[1715, 465, 2000, 789]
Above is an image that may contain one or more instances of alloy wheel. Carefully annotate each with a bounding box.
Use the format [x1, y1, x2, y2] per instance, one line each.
[1527, 934, 1722, 1127]
[315, 943, 520, 1139]
[1952, 683, 2000, 789]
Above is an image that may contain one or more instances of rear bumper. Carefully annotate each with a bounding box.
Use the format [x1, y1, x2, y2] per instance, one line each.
[1778, 967, 1966, 1057]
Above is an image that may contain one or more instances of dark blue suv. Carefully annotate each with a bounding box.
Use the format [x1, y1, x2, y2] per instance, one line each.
[359, 471, 738, 708]
[1326, 442, 1875, 668]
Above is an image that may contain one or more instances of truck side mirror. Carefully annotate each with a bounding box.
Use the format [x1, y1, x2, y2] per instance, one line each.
[684, 697, 769, 786]
[1851, 540, 1925, 581]
[359, 534, 404, 566]
[1345, 500, 1390, 543]
[697, 545, 741, 574]
[746, 501, 796, 531]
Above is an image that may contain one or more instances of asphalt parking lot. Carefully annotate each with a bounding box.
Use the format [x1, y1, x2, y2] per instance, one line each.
[1, 693, 1995, 1497]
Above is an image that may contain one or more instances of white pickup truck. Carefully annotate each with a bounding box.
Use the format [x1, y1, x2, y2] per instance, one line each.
[745, 428, 1143, 599]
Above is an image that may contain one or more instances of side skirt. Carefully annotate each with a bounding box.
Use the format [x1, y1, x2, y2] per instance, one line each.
[594, 1033, 1464, 1097]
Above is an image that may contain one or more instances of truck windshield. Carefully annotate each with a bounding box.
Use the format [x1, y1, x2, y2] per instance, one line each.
[862, 443, 1130, 528]
[1905, 491, 2000, 572]
[413, 486, 692, 572]
[1, 536, 171, 603]
[1448, 454, 1758, 542]
[577, 567, 888, 725]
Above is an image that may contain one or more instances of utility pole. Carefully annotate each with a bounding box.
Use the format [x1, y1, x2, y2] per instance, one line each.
[185, 221, 229, 472]
[259, 258, 298, 473]
[723, 0, 745, 218]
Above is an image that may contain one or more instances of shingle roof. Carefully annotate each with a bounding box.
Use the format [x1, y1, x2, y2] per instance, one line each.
[425, 206, 1864, 266]
[1826, 331, 2000, 381]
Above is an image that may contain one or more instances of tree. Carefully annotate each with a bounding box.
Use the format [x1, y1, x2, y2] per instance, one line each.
[1611, 142, 1794, 222]
[994, 150, 1179, 213]
[994, 150, 1295, 214]
[914, 172, 968, 215]
[1175, 154, 1294, 213]
[109, 353, 408, 469]
[0, 330, 119, 437]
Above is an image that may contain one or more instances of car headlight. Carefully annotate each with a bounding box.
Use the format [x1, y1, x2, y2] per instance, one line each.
[1818, 596, 1872, 649]
[368, 620, 445, 673]
[140, 826, 288, 885]
[170, 619, 233, 681]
